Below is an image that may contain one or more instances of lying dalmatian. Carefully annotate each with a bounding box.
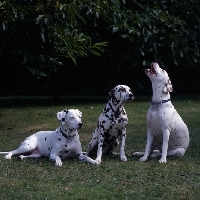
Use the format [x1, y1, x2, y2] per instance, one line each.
[86, 85, 134, 163]
[133, 62, 190, 163]
[0, 109, 99, 167]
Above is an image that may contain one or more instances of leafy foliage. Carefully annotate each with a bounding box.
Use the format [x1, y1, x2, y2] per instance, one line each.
[0, 0, 199, 95]
[0, 0, 107, 78]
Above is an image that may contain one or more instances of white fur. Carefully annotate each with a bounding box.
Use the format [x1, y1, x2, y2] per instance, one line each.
[133, 62, 190, 163]
[0, 109, 99, 167]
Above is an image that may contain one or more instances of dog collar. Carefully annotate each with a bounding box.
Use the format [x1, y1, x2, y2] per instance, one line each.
[60, 127, 68, 139]
[150, 98, 171, 105]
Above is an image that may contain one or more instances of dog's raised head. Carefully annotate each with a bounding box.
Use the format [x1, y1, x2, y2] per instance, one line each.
[145, 62, 173, 93]
[57, 109, 83, 129]
[109, 85, 134, 102]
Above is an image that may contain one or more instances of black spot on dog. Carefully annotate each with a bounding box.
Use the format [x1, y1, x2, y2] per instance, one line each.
[64, 109, 69, 114]
[45, 138, 47, 140]
[117, 130, 122, 136]
[105, 114, 109, 118]
[122, 109, 126, 115]
[58, 138, 61, 141]
[118, 87, 126, 93]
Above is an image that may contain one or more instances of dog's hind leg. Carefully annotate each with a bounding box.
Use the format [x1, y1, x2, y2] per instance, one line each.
[150, 150, 161, 158]
[18, 150, 42, 161]
[133, 151, 145, 156]
[5, 134, 37, 159]
[86, 129, 99, 157]
[78, 154, 100, 165]
[167, 148, 185, 158]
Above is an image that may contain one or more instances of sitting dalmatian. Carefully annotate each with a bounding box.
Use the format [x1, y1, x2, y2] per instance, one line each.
[86, 85, 134, 163]
[0, 109, 99, 167]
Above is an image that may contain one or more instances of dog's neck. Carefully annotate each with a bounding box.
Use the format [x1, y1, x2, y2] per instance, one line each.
[151, 82, 171, 102]
[59, 126, 77, 139]
[108, 98, 124, 114]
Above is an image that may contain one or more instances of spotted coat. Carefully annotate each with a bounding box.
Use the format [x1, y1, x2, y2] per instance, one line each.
[86, 85, 134, 163]
[1, 109, 99, 166]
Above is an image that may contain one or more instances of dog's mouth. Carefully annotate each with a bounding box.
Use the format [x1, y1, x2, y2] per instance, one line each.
[128, 94, 134, 101]
[150, 63, 157, 76]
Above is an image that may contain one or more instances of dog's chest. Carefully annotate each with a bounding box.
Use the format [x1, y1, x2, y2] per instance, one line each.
[101, 112, 127, 134]
[147, 105, 174, 135]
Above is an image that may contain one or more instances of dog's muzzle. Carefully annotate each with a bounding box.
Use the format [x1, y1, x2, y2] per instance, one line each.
[129, 93, 134, 99]
[78, 123, 83, 128]
[125, 93, 134, 101]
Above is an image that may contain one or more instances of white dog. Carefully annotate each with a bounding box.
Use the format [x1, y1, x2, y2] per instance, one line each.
[0, 109, 99, 167]
[86, 85, 134, 163]
[133, 62, 189, 163]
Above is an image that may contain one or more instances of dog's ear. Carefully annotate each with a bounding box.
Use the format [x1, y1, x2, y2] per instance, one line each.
[109, 89, 115, 98]
[164, 79, 173, 93]
[76, 109, 82, 117]
[57, 110, 67, 125]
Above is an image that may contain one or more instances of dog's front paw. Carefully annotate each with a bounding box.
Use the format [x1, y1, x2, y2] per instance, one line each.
[5, 154, 12, 159]
[55, 161, 62, 167]
[159, 157, 167, 163]
[120, 155, 127, 161]
[139, 156, 148, 162]
[93, 160, 100, 165]
[95, 158, 101, 163]
[55, 157, 62, 167]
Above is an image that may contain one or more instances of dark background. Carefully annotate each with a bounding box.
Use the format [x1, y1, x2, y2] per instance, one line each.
[0, 0, 199, 98]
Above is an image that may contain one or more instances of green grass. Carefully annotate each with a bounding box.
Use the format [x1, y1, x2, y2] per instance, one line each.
[0, 96, 200, 200]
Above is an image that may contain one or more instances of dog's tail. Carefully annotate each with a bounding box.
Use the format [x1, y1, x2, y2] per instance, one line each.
[0, 152, 10, 154]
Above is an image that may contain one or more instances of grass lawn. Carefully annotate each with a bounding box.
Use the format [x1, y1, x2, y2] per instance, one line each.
[0, 96, 200, 200]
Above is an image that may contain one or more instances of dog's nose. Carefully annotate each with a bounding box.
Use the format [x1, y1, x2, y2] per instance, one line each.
[152, 61, 157, 64]
[79, 123, 83, 128]
[129, 93, 134, 99]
